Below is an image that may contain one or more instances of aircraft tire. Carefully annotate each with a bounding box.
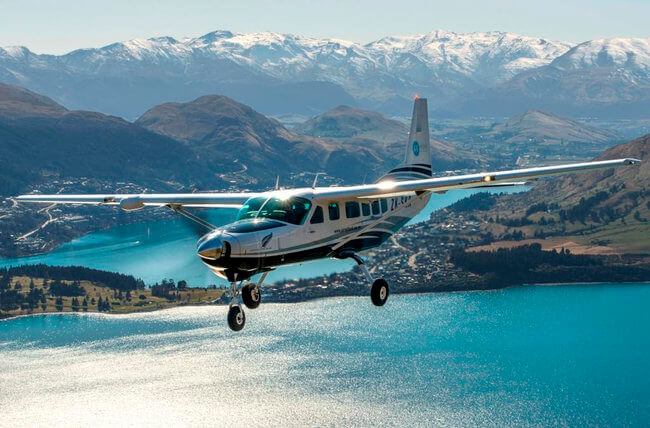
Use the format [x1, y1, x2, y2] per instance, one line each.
[371, 278, 389, 306]
[242, 283, 261, 309]
[228, 305, 246, 331]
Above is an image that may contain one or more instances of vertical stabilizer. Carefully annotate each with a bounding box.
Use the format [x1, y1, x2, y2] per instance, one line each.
[379, 97, 432, 182]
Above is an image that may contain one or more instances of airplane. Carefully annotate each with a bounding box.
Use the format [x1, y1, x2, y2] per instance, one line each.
[16, 97, 641, 331]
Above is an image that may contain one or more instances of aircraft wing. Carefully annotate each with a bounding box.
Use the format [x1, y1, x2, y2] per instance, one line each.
[15, 192, 259, 210]
[311, 158, 641, 201]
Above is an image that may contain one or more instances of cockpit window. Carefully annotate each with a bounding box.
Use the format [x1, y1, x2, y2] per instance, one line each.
[236, 197, 267, 221]
[236, 196, 312, 225]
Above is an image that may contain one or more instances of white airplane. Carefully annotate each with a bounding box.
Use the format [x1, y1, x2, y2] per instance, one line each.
[17, 98, 640, 331]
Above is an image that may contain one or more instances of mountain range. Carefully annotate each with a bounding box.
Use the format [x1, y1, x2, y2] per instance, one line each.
[0, 83, 466, 196]
[2, 30, 648, 119]
[0, 83, 203, 196]
[1, 81, 627, 196]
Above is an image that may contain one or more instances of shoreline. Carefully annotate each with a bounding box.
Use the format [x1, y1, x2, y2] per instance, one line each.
[3, 280, 649, 322]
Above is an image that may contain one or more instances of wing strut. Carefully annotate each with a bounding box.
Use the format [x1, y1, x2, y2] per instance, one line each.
[168, 204, 216, 231]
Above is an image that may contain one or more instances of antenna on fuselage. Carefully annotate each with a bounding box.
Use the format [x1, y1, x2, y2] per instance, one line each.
[312, 172, 326, 189]
[275, 175, 280, 190]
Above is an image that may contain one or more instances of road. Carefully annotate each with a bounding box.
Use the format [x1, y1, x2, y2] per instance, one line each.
[16, 204, 57, 241]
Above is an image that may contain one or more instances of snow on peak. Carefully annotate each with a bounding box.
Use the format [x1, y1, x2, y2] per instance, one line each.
[551, 37, 650, 71]
[366, 30, 571, 79]
[0, 46, 33, 59]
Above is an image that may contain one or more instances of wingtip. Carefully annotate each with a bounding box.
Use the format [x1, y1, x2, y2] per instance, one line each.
[625, 158, 642, 165]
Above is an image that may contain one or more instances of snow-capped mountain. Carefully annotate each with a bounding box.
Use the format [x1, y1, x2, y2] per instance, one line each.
[551, 38, 650, 71]
[0, 30, 648, 118]
[457, 37, 650, 118]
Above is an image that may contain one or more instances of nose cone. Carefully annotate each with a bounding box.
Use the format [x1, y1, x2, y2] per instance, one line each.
[197, 236, 224, 260]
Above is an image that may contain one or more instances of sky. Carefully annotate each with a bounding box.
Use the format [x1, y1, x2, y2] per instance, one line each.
[1, 0, 649, 54]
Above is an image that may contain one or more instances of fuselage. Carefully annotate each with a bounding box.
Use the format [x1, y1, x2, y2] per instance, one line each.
[197, 187, 431, 281]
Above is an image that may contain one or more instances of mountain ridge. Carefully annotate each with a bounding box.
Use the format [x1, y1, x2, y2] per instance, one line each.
[5, 29, 645, 118]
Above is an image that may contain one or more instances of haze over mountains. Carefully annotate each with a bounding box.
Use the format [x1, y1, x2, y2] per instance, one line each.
[0, 83, 201, 196]
[1, 79, 628, 197]
[135, 95, 392, 184]
[296, 105, 486, 171]
[0, 83, 423, 195]
[1, 30, 648, 119]
[488, 110, 621, 144]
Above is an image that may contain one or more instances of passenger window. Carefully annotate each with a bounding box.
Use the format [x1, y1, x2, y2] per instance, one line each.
[362, 203, 370, 216]
[371, 200, 380, 215]
[345, 201, 360, 218]
[328, 202, 340, 221]
[380, 199, 388, 213]
[310, 206, 324, 224]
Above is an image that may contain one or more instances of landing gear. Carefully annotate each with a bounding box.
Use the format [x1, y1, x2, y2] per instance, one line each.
[242, 283, 261, 309]
[371, 278, 389, 306]
[339, 251, 390, 307]
[227, 305, 246, 331]
[225, 272, 268, 331]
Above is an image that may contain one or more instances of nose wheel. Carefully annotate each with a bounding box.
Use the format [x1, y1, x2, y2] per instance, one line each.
[225, 272, 268, 331]
[227, 305, 246, 331]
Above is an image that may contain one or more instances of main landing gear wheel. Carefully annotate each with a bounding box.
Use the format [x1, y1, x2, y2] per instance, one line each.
[242, 283, 261, 309]
[371, 278, 389, 306]
[227, 305, 246, 331]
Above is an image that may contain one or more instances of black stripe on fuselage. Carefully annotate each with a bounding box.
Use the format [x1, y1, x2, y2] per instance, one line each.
[200, 233, 392, 280]
[388, 166, 432, 175]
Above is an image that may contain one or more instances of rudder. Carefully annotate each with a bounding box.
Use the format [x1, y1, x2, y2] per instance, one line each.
[379, 96, 431, 182]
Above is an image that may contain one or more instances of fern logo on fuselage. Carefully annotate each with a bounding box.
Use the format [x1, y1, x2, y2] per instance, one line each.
[412, 141, 420, 156]
[261, 233, 273, 248]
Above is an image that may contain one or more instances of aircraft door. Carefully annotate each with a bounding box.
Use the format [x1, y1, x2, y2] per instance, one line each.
[306, 205, 324, 237]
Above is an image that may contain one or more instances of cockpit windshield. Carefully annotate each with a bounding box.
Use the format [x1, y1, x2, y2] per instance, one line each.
[236, 196, 312, 225]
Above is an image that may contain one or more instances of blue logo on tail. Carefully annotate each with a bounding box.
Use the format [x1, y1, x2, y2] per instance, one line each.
[412, 141, 420, 156]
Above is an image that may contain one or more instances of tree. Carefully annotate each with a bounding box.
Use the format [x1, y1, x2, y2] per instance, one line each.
[126, 290, 132, 301]
[55, 297, 64, 312]
[177, 280, 187, 290]
[29, 279, 35, 290]
[71, 297, 80, 312]
[0, 269, 10, 290]
[82, 298, 88, 312]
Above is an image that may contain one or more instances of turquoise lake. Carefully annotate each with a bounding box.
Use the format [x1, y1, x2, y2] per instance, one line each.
[1, 283, 649, 426]
[0, 188, 527, 285]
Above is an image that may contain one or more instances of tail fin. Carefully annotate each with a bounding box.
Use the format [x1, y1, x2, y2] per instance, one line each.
[379, 97, 432, 182]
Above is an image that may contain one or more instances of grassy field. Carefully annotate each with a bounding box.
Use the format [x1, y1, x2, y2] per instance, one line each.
[2, 276, 225, 318]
